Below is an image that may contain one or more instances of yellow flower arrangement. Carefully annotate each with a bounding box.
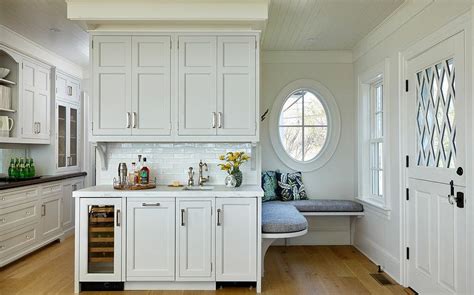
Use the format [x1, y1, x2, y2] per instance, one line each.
[218, 151, 250, 174]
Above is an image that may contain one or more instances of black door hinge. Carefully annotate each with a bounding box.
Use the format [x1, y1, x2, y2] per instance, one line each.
[406, 188, 410, 201]
[405, 155, 410, 168]
[405, 80, 409, 92]
[406, 247, 410, 260]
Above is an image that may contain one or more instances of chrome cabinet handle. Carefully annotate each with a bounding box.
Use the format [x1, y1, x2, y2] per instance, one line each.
[181, 209, 185, 226]
[212, 112, 216, 128]
[218, 112, 223, 128]
[142, 203, 160, 207]
[126, 112, 131, 128]
[116, 209, 121, 227]
[68, 85, 73, 96]
[41, 204, 46, 216]
[217, 208, 222, 226]
[37, 122, 41, 134]
[132, 112, 137, 128]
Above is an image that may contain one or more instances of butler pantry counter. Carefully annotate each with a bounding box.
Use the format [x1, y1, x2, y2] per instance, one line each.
[73, 185, 263, 293]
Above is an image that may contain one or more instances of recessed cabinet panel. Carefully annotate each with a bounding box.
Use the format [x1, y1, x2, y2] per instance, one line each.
[221, 74, 251, 130]
[22, 90, 35, 137]
[37, 70, 48, 91]
[223, 42, 251, 67]
[99, 43, 127, 67]
[177, 199, 213, 280]
[178, 36, 217, 136]
[138, 43, 166, 67]
[216, 198, 257, 281]
[98, 73, 129, 130]
[127, 199, 175, 280]
[23, 64, 34, 87]
[40, 194, 62, 240]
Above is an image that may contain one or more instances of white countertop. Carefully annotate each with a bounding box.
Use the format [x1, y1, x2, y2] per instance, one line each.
[73, 185, 263, 198]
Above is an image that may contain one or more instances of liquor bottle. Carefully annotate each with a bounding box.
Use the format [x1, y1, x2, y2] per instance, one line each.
[29, 159, 36, 177]
[8, 158, 15, 178]
[140, 157, 150, 185]
[129, 162, 136, 185]
[136, 155, 142, 184]
[19, 158, 26, 179]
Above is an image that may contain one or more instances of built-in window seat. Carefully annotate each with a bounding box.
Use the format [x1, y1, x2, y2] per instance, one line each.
[261, 199, 364, 274]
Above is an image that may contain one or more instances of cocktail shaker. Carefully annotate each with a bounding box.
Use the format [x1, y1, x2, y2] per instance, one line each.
[118, 163, 128, 185]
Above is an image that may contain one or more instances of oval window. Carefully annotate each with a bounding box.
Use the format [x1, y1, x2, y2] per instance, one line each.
[278, 89, 328, 162]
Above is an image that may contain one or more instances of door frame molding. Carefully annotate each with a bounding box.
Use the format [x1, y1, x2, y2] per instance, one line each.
[399, 12, 471, 288]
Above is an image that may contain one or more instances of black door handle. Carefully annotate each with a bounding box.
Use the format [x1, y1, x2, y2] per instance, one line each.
[456, 167, 464, 176]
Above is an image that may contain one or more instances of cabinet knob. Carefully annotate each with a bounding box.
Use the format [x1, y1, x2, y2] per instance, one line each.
[25, 235, 31, 239]
[1, 197, 5, 201]
[25, 211, 31, 215]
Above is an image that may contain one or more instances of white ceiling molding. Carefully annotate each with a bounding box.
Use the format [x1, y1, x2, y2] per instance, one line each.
[66, 0, 269, 31]
[262, 51, 353, 64]
[0, 25, 84, 78]
[352, 0, 434, 62]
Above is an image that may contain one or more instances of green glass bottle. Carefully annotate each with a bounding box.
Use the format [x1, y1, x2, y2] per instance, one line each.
[13, 158, 20, 178]
[29, 158, 36, 177]
[19, 158, 26, 179]
[24, 159, 31, 178]
[8, 158, 15, 178]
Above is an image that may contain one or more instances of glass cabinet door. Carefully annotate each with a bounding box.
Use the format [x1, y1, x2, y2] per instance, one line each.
[79, 198, 122, 281]
[69, 107, 78, 167]
[57, 105, 67, 168]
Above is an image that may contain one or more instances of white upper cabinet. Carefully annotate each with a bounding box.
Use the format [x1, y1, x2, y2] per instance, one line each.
[178, 36, 217, 136]
[132, 36, 171, 135]
[22, 60, 51, 141]
[217, 36, 256, 136]
[92, 36, 132, 136]
[91, 32, 259, 142]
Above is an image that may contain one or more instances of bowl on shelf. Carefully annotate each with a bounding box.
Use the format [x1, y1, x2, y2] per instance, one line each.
[0, 68, 10, 79]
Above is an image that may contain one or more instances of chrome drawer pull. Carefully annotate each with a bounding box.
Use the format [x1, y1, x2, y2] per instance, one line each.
[181, 209, 185, 226]
[217, 208, 222, 226]
[116, 209, 121, 227]
[142, 203, 160, 207]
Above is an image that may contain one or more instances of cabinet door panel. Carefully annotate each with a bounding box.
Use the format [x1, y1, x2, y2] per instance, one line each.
[41, 194, 62, 240]
[177, 199, 214, 280]
[35, 67, 50, 139]
[217, 37, 256, 136]
[127, 199, 175, 280]
[132, 36, 171, 136]
[216, 198, 257, 281]
[92, 36, 132, 135]
[178, 37, 217, 136]
[22, 89, 35, 137]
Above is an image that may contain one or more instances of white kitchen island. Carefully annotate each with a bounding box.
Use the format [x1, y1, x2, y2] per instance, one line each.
[73, 185, 263, 293]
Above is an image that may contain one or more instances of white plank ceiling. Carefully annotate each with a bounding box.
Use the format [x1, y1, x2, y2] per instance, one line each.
[263, 0, 404, 50]
[0, 0, 404, 67]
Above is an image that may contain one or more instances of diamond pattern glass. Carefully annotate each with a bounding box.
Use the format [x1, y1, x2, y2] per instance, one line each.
[416, 58, 456, 168]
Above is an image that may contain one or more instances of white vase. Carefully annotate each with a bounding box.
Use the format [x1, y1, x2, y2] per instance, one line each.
[224, 174, 237, 188]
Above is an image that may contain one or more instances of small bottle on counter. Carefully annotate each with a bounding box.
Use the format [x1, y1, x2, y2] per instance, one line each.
[8, 158, 15, 178]
[18, 158, 26, 179]
[29, 159, 36, 177]
[136, 155, 142, 184]
[129, 162, 136, 185]
[140, 157, 150, 184]
[24, 159, 31, 178]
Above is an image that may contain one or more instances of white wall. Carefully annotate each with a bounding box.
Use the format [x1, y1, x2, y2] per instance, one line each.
[352, 0, 472, 283]
[261, 51, 355, 199]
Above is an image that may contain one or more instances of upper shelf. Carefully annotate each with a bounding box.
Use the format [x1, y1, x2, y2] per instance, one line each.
[0, 108, 16, 113]
[0, 78, 16, 86]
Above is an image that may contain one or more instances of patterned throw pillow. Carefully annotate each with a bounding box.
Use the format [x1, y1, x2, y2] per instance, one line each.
[261, 171, 279, 202]
[277, 172, 308, 201]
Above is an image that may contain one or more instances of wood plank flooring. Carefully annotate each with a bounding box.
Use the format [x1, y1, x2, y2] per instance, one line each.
[0, 236, 409, 294]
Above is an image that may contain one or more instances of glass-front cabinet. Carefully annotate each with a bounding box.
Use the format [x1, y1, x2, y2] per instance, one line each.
[79, 198, 122, 281]
[57, 101, 80, 172]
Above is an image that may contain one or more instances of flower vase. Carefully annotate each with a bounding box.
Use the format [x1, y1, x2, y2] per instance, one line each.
[232, 168, 243, 187]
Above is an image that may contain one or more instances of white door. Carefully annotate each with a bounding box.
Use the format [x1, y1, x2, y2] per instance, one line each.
[217, 36, 256, 136]
[216, 198, 257, 281]
[34, 66, 50, 139]
[131, 36, 172, 136]
[406, 32, 467, 294]
[178, 36, 217, 136]
[79, 198, 122, 282]
[40, 193, 62, 240]
[127, 199, 175, 280]
[92, 36, 132, 136]
[176, 199, 214, 280]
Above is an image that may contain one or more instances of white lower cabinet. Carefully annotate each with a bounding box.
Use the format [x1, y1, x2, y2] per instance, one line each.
[127, 199, 175, 280]
[216, 198, 257, 281]
[176, 199, 214, 281]
[40, 192, 62, 241]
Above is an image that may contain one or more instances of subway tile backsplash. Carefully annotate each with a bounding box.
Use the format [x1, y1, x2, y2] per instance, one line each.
[96, 143, 258, 186]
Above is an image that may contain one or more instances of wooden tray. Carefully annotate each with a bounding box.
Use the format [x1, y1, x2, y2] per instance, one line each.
[113, 183, 157, 190]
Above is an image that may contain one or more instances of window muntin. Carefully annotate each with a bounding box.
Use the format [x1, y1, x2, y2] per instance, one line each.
[278, 90, 329, 162]
[370, 81, 384, 197]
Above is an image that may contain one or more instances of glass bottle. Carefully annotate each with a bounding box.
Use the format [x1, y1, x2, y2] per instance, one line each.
[140, 157, 150, 185]
[136, 155, 142, 184]
[8, 158, 15, 178]
[19, 158, 26, 179]
[29, 159, 36, 177]
[24, 159, 31, 178]
[129, 162, 136, 185]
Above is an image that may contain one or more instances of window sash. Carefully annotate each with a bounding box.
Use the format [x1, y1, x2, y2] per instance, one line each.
[369, 79, 384, 198]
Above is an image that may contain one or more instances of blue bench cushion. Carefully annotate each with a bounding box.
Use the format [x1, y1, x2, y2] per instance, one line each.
[262, 202, 308, 233]
[266, 200, 364, 212]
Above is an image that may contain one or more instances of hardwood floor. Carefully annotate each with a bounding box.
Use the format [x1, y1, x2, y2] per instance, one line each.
[0, 236, 409, 295]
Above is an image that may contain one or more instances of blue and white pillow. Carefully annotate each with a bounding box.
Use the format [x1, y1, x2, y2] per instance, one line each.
[277, 171, 308, 201]
[261, 171, 279, 202]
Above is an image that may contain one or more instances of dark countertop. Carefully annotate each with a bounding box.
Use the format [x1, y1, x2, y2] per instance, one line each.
[0, 172, 87, 191]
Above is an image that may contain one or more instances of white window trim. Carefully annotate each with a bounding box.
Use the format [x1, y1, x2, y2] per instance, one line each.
[357, 59, 391, 212]
[269, 79, 341, 172]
